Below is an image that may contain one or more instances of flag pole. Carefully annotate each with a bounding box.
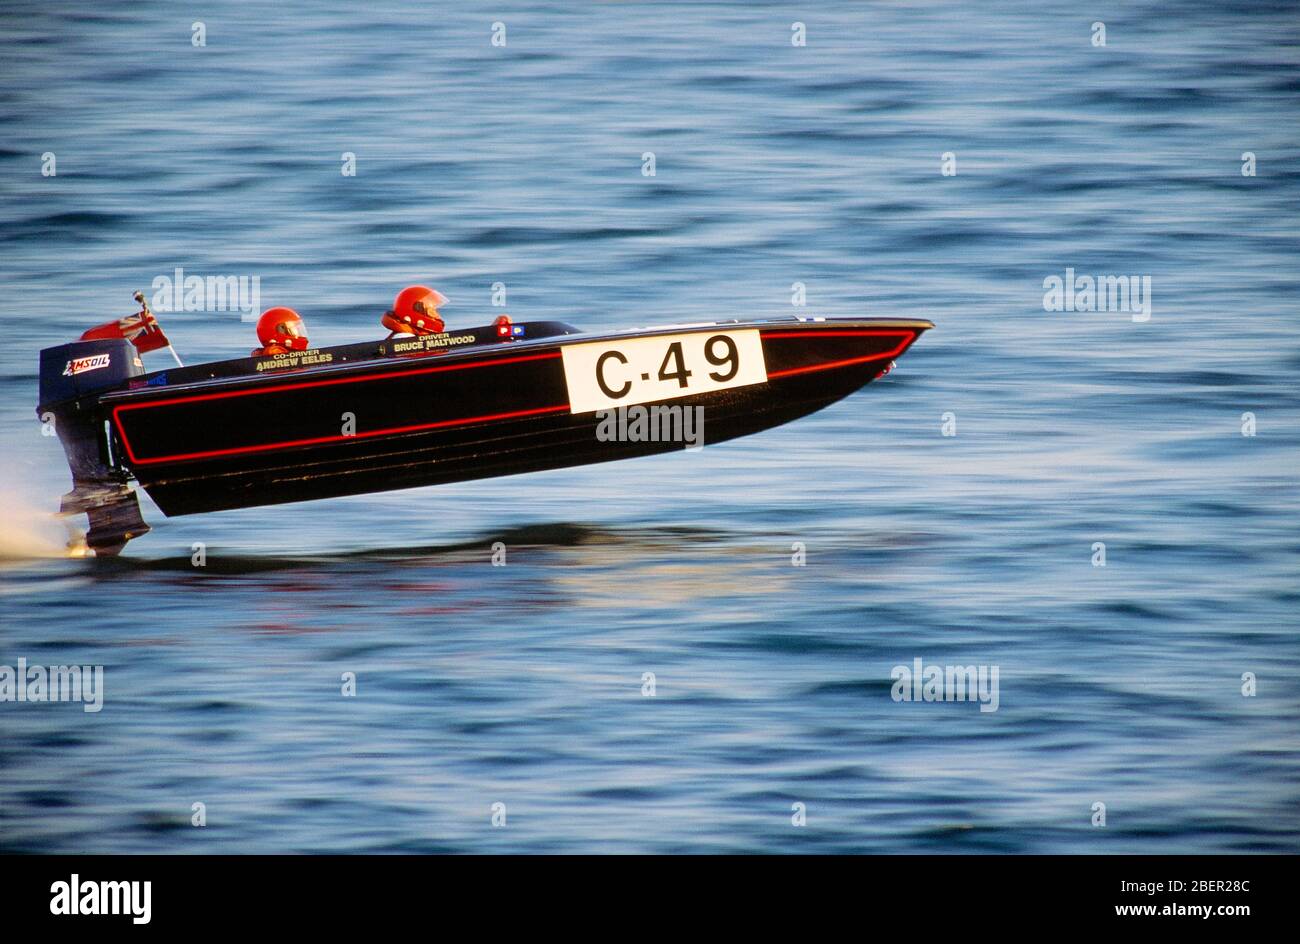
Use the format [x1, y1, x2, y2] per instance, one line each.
[133, 291, 183, 366]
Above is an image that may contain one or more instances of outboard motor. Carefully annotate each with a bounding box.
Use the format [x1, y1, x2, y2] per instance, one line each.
[37, 337, 150, 554]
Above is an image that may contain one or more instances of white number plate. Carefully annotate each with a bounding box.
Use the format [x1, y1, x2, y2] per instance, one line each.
[561, 329, 768, 414]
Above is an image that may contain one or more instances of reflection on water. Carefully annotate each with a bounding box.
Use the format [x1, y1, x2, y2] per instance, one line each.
[1, 1, 1299, 852]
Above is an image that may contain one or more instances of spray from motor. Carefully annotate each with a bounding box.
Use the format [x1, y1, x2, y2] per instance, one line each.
[0, 470, 74, 559]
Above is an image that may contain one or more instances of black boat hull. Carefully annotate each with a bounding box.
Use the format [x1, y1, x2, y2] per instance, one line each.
[104, 321, 929, 516]
[38, 317, 931, 552]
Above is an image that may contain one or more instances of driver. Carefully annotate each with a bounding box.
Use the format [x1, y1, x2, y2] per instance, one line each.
[382, 285, 447, 337]
[252, 307, 309, 357]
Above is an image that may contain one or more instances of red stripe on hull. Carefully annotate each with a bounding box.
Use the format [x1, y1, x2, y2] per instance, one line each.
[117, 404, 571, 466]
[760, 329, 915, 378]
[112, 350, 565, 466]
[112, 331, 916, 467]
[113, 350, 562, 412]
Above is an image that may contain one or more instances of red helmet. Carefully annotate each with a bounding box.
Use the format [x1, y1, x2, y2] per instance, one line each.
[256, 307, 309, 351]
[390, 285, 447, 335]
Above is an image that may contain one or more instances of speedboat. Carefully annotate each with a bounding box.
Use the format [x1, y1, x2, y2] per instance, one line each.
[37, 296, 932, 554]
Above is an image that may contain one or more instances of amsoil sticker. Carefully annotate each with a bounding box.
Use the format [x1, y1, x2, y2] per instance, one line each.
[63, 354, 111, 376]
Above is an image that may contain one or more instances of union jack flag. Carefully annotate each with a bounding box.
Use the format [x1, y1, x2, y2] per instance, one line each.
[80, 307, 171, 354]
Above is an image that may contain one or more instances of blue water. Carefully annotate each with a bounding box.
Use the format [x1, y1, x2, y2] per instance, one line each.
[1, 1, 1298, 853]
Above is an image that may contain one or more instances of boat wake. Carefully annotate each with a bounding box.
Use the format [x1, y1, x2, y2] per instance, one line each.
[0, 480, 76, 560]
